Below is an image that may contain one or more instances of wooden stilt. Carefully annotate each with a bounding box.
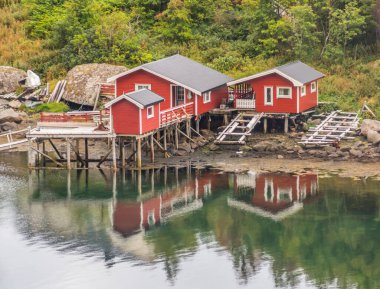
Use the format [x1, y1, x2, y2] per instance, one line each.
[31, 147, 63, 167]
[196, 118, 200, 133]
[36, 141, 40, 166]
[97, 148, 113, 168]
[112, 137, 117, 170]
[66, 138, 71, 169]
[84, 138, 89, 168]
[186, 119, 191, 141]
[28, 139, 33, 168]
[284, 115, 289, 133]
[137, 169, 142, 195]
[263, 118, 268, 134]
[174, 124, 179, 150]
[163, 128, 168, 158]
[68, 139, 85, 167]
[137, 138, 142, 169]
[131, 140, 136, 161]
[121, 138, 126, 168]
[75, 139, 80, 167]
[150, 135, 155, 163]
[42, 140, 46, 167]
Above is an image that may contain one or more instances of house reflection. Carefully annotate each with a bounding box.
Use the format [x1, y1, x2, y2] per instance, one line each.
[228, 172, 318, 221]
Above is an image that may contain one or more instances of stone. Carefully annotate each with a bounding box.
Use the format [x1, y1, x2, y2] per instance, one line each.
[174, 149, 187, 156]
[340, 145, 351, 152]
[328, 153, 339, 158]
[324, 146, 337, 153]
[308, 118, 322, 126]
[0, 66, 27, 95]
[0, 109, 21, 124]
[350, 149, 363, 158]
[178, 142, 192, 153]
[8, 100, 22, 109]
[208, 143, 220, 151]
[63, 63, 128, 106]
[361, 119, 380, 136]
[240, 145, 252, 152]
[0, 121, 17, 132]
[277, 155, 284, 159]
[366, 129, 380, 145]
[200, 129, 214, 138]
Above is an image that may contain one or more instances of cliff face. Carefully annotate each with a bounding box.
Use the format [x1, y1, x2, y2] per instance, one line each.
[63, 63, 128, 106]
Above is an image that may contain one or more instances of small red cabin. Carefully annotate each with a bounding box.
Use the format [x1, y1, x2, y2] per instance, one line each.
[228, 61, 324, 114]
[105, 89, 164, 135]
[107, 54, 233, 130]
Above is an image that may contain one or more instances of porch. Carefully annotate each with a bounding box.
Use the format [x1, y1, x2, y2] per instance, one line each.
[229, 83, 256, 110]
[160, 102, 194, 127]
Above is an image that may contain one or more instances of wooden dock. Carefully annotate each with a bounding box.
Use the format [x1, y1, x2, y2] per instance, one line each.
[299, 111, 359, 147]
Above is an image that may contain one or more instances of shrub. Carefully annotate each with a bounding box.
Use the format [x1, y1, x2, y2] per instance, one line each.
[21, 102, 70, 113]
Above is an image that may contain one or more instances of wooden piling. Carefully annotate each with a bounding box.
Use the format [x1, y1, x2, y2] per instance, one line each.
[150, 135, 155, 163]
[284, 115, 289, 133]
[163, 128, 168, 158]
[66, 138, 71, 169]
[84, 138, 89, 168]
[112, 137, 117, 170]
[137, 138, 142, 169]
[263, 118, 268, 134]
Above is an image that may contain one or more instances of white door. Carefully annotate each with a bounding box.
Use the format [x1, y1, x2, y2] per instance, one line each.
[264, 86, 273, 106]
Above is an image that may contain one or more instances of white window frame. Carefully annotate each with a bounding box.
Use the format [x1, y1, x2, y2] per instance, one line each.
[135, 83, 151, 91]
[276, 86, 292, 99]
[264, 86, 274, 106]
[147, 105, 154, 119]
[203, 91, 211, 104]
[311, 82, 316, 93]
[277, 187, 293, 202]
[264, 179, 274, 202]
[301, 85, 306, 97]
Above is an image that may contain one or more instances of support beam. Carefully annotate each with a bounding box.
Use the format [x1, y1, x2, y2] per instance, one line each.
[150, 135, 155, 163]
[84, 138, 89, 168]
[121, 138, 126, 168]
[31, 147, 63, 167]
[42, 140, 46, 167]
[137, 138, 142, 169]
[48, 139, 63, 160]
[68, 139, 86, 167]
[97, 148, 113, 168]
[263, 118, 268, 134]
[196, 118, 200, 133]
[163, 128, 168, 158]
[284, 115, 289, 133]
[112, 137, 117, 170]
[66, 138, 71, 169]
[28, 139, 34, 168]
[174, 125, 179, 150]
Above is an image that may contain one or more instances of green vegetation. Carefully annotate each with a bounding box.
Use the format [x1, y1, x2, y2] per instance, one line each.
[0, 0, 379, 114]
[20, 102, 70, 113]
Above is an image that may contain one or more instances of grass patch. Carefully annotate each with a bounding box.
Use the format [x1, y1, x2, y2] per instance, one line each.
[21, 102, 69, 113]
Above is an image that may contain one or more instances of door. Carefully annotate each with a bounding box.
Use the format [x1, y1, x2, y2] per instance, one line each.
[264, 86, 273, 106]
[171, 85, 185, 107]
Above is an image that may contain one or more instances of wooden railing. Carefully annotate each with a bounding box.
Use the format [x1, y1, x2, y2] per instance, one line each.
[160, 102, 194, 127]
[235, 99, 255, 109]
[40, 110, 110, 124]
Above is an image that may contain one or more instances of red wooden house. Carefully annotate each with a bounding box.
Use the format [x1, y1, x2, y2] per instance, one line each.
[228, 61, 324, 114]
[229, 173, 318, 221]
[106, 54, 233, 135]
[105, 89, 164, 135]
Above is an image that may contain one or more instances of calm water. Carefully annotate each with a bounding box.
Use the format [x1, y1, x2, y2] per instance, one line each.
[1, 153, 380, 289]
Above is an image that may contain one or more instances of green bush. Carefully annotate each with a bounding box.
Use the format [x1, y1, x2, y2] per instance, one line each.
[21, 102, 70, 113]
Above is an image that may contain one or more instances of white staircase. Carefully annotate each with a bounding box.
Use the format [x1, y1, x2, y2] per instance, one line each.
[215, 113, 264, 145]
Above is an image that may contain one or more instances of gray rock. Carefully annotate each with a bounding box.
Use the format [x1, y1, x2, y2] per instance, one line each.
[328, 153, 339, 158]
[308, 118, 321, 126]
[0, 66, 27, 95]
[0, 109, 21, 124]
[366, 129, 380, 145]
[277, 155, 284, 159]
[324, 146, 337, 153]
[350, 149, 363, 158]
[361, 119, 380, 136]
[240, 145, 252, 152]
[8, 100, 22, 109]
[0, 121, 18, 131]
[178, 142, 192, 153]
[208, 143, 220, 151]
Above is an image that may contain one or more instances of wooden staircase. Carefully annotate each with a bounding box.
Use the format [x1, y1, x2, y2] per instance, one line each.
[299, 111, 359, 147]
[215, 113, 264, 145]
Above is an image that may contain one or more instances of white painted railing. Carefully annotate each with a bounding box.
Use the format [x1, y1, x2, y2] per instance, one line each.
[236, 99, 255, 109]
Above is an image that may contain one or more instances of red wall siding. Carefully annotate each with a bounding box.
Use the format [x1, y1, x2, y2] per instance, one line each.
[116, 70, 172, 110]
[196, 85, 228, 115]
[111, 99, 140, 135]
[113, 202, 141, 236]
[141, 104, 160, 134]
[299, 82, 318, 112]
[249, 74, 298, 113]
[246, 74, 318, 113]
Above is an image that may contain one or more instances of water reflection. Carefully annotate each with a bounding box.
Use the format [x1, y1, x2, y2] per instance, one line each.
[3, 161, 380, 289]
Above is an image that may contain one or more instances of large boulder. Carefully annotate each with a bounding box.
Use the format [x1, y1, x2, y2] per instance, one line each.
[367, 129, 380, 145]
[361, 119, 380, 136]
[63, 63, 128, 106]
[0, 109, 21, 124]
[0, 66, 27, 95]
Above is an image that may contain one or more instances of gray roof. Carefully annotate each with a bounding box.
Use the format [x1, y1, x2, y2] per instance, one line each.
[141, 54, 233, 93]
[276, 61, 324, 84]
[125, 89, 164, 107]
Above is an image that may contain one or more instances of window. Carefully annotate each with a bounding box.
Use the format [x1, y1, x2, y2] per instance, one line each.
[135, 84, 151, 91]
[264, 179, 274, 202]
[311, 82, 316, 93]
[264, 86, 273, 105]
[171, 85, 185, 107]
[301, 85, 306, 96]
[277, 87, 292, 99]
[203, 91, 211, 103]
[147, 106, 154, 118]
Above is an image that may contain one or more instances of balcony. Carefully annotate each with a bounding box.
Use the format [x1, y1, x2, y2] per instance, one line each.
[160, 102, 194, 127]
[235, 99, 256, 109]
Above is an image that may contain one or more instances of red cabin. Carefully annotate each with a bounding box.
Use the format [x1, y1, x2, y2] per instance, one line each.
[228, 61, 324, 114]
[105, 89, 164, 135]
[106, 54, 233, 135]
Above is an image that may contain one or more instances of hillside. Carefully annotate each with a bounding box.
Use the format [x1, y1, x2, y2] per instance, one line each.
[0, 0, 379, 115]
